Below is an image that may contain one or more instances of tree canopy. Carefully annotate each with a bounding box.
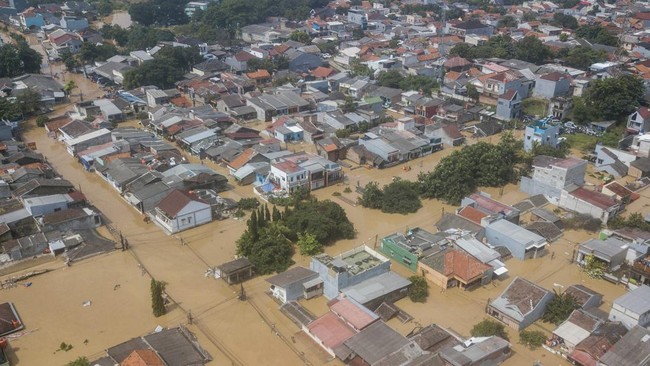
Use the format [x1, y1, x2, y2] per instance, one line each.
[150, 279, 166, 317]
[470, 319, 509, 340]
[576, 24, 618, 46]
[123, 46, 202, 89]
[560, 46, 608, 70]
[359, 179, 422, 214]
[407, 276, 429, 303]
[282, 200, 355, 244]
[552, 13, 578, 29]
[418, 133, 520, 204]
[583, 75, 645, 121]
[129, 0, 189, 26]
[376, 70, 438, 94]
[449, 35, 552, 64]
[0, 38, 42, 78]
[542, 291, 579, 325]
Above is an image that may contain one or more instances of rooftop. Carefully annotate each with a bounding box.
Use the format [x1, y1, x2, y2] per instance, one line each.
[265, 266, 317, 288]
[342, 272, 411, 305]
[341, 321, 411, 365]
[307, 312, 356, 349]
[613, 285, 650, 315]
[313, 246, 387, 276]
[490, 277, 552, 321]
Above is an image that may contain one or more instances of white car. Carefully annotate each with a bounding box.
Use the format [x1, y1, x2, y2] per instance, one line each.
[564, 121, 577, 129]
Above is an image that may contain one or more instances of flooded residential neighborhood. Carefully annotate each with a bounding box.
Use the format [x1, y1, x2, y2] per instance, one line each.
[1, 0, 650, 365]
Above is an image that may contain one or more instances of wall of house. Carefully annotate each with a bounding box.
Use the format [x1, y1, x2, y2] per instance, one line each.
[485, 225, 526, 260]
[418, 262, 449, 289]
[558, 190, 615, 223]
[380, 239, 418, 272]
[172, 204, 212, 233]
[609, 303, 650, 329]
[42, 213, 101, 232]
[487, 306, 522, 330]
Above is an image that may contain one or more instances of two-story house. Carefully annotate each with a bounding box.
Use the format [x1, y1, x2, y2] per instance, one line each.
[627, 106, 650, 135]
[523, 118, 560, 152]
[495, 89, 522, 121]
[534, 72, 571, 99]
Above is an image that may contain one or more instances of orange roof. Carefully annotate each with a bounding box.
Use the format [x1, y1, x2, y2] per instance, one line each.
[445, 71, 461, 81]
[417, 53, 438, 62]
[246, 69, 271, 80]
[458, 206, 488, 224]
[311, 66, 336, 78]
[307, 312, 356, 349]
[120, 349, 164, 366]
[443, 250, 490, 282]
[169, 96, 191, 107]
[228, 148, 256, 170]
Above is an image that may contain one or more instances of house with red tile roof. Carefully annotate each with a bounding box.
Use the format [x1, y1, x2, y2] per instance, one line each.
[153, 189, 212, 234]
[419, 248, 492, 290]
[120, 349, 165, 366]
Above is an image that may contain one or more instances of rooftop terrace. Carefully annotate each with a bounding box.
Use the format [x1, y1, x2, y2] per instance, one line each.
[314, 246, 388, 276]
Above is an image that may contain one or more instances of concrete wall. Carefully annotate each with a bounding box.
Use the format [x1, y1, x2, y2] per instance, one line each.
[42, 212, 101, 232]
[558, 190, 614, 222]
[380, 239, 418, 271]
[609, 303, 650, 329]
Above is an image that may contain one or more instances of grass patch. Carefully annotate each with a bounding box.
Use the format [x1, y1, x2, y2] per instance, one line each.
[522, 98, 548, 117]
[564, 133, 598, 152]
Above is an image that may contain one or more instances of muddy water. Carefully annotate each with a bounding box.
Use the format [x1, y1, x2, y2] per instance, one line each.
[10, 66, 630, 366]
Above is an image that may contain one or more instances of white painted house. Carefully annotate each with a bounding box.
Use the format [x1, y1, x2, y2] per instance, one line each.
[153, 189, 212, 234]
[608, 285, 650, 330]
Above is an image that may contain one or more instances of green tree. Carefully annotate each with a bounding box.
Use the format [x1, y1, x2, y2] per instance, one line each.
[352, 28, 365, 40]
[150, 279, 166, 317]
[583, 75, 645, 121]
[15, 88, 42, 115]
[289, 30, 311, 44]
[470, 319, 509, 340]
[559, 33, 569, 42]
[129, 0, 189, 27]
[272, 205, 281, 221]
[418, 133, 520, 204]
[297, 232, 322, 255]
[349, 58, 373, 78]
[317, 41, 337, 55]
[67, 357, 90, 366]
[35, 115, 49, 127]
[377, 70, 402, 89]
[542, 291, 579, 325]
[237, 222, 295, 274]
[282, 200, 355, 244]
[123, 60, 184, 89]
[358, 181, 384, 209]
[563, 46, 607, 70]
[64, 80, 77, 96]
[380, 179, 422, 214]
[0, 98, 21, 120]
[519, 330, 547, 349]
[571, 97, 593, 125]
[552, 13, 578, 29]
[515, 36, 552, 64]
[342, 96, 356, 113]
[335, 128, 352, 138]
[576, 24, 617, 46]
[497, 15, 518, 28]
[407, 275, 429, 302]
[466, 83, 479, 102]
[583, 254, 606, 279]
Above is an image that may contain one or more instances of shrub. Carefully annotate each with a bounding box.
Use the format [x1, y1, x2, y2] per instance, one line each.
[343, 187, 352, 193]
[470, 319, 509, 341]
[238, 197, 259, 210]
[519, 330, 547, 349]
[562, 214, 602, 232]
[35, 115, 49, 127]
[407, 276, 429, 302]
[332, 191, 341, 196]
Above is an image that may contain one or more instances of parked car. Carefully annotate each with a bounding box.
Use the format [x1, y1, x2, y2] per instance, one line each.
[564, 121, 577, 129]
